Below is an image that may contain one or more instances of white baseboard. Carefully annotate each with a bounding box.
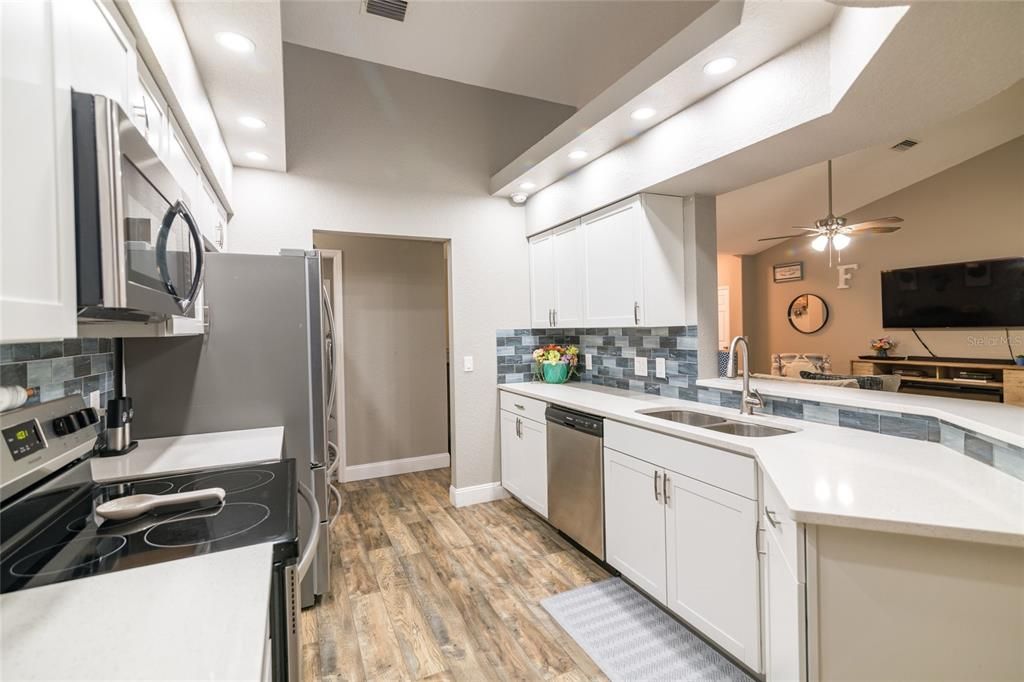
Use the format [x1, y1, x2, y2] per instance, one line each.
[449, 481, 509, 508]
[344, 452, 450, 482]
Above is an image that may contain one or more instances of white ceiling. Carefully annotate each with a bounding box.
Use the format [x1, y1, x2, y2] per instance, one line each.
[280, 0, 716, 107]
[715, 80, 1024, 256]
[174, 0, 287, 172]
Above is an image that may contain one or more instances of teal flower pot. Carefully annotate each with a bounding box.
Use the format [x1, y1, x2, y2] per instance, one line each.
[541, 362, 570, 384]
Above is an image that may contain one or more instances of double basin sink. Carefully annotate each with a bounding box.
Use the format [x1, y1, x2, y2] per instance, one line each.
[641, 409, 794, 438]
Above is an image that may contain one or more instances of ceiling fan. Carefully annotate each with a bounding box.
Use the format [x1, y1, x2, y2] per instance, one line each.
[758, 159, 904, 266]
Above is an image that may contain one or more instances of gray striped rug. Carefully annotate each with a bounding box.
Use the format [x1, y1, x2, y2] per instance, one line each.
[542, 578, 753, 682]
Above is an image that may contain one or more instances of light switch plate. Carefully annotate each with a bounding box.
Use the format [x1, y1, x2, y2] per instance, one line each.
[463, 356, 474, 372]
[655, 357, 666, 379]
[634, 356, 648, 377]
[585, 353, 592, 370]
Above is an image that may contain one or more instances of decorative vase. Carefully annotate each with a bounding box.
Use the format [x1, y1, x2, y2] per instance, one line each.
[541, 362, 570, 384]
[875, 349, 889, 358]
[1015, 357, 1024, 367]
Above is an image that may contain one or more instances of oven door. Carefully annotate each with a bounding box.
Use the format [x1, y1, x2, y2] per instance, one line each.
[73, 93, 204, 321]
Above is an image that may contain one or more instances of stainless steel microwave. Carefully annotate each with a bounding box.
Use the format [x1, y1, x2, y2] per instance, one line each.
[71, 92, 204, 322]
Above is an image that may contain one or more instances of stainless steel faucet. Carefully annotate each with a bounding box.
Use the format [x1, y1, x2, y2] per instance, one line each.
[726, 336, 764, 416]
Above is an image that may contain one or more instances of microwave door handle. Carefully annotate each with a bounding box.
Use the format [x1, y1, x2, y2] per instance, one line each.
[156, 200, 206, 314]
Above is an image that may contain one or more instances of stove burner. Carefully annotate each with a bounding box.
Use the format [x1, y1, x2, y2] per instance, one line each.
[9, 536, 127, 578]
[66, 481, 177, 532]
[178, 469, 275, 495]
[143, 502, 271, 548]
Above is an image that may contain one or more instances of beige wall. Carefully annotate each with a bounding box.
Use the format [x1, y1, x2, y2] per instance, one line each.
[227, 45, 574, 488]
[747, 136, 1024, 374]
[716, 254, 744, 347]
[315, 234, 448, 467]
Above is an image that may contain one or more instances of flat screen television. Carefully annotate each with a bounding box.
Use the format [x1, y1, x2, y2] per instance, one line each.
[881, 257, 1024, 328]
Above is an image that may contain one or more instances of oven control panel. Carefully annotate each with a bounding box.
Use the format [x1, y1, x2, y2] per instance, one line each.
[0, 396, 100, 502]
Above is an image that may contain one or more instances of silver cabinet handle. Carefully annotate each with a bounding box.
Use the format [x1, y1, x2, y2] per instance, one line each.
[553, 309, 557, 327]
[516, 417, 522, 438]
[765, 508, 781, 528]
[514, 403, 525, 410]
[654, 470, 661, 501]
[634, 301, 640, 325]
[663, 473, 670, 503]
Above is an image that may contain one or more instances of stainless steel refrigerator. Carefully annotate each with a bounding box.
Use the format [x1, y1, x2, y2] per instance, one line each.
[123, 250, 336, 607]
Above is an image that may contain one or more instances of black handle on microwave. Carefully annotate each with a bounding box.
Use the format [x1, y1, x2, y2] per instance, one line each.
[156, 200, 206, 314]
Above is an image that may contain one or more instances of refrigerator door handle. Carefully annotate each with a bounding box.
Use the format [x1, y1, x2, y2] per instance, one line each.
[296, 481, 320, 581]
[322, 283, 337, 418]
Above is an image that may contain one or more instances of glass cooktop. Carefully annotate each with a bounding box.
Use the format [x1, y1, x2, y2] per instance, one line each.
[0, 460, 297, 594]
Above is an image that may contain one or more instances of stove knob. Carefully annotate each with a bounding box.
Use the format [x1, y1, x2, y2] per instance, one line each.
[77, 408, 99, 426]
[53, 415, 79, 436]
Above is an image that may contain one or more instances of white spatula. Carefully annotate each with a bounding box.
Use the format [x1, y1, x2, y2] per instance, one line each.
[96, 487, 226, 521]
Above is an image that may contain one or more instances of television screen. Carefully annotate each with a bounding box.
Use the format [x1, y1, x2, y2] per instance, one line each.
[881, 257, 1024, 328]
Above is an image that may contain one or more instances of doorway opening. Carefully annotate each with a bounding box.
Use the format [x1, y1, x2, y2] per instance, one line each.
[314, 232, 452, 485]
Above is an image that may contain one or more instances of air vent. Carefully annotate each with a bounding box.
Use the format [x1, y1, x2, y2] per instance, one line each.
[890, 138, 920, 152]
[364, 0, 408, 22]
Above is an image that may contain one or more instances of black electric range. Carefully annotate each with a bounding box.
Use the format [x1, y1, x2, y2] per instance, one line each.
[0, 459, 298, 594]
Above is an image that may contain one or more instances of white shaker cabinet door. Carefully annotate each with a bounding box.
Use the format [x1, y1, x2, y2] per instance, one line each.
[551, 220, 584, 328]
[500, 410, 522, 499]
[666, 472, 761, 671]
[763, 509, 805, 682]
[516, 416, 548, 518]
[582, 197, 643, 327]
[604, 448, 667, 602]
[529, 232, 556, 328]
[1, 1, 77, 341]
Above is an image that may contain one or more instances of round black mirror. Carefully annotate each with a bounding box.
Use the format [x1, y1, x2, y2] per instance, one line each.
[788, 294, 829, 334]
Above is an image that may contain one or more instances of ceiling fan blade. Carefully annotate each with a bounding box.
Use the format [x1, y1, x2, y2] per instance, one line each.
[789, 226, 819, 232]
[844, 216, 904, 229]
[850, 225, 901, 234]
[758, 235, 804, 242]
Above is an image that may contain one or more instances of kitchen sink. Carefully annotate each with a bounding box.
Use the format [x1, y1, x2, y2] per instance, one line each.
[643, 410, 728, 427]
[703, 422, 794, 438]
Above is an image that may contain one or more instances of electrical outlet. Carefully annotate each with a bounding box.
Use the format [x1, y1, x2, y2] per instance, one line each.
[88, 391, 101, 411]
[463, 356, 474, 372]
[655, 357, 666, 379]
[634, 356, 648, 377]
[585, 353, 592, 370]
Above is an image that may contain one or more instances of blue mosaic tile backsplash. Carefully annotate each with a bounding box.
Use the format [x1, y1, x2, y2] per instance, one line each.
[1, 339, 117, 407]
[496, 326, 1023, 482]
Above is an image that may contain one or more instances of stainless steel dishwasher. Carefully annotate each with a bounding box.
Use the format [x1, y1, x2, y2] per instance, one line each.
[546, 405, 605, 560]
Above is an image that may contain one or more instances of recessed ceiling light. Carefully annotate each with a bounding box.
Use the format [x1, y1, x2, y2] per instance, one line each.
[238, 115, 266, 129]
[568, 149, 588, 161]
[630, 107, 656, 121]
[703, 56, 737, 76]
[215, 32, 255, 54]
[519, 181, 536, 190]
[245, 151, 269, 162]
[510, 192, 528, 205]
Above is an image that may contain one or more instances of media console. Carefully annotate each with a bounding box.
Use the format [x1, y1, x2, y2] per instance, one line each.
[850, 358, 1024, 406]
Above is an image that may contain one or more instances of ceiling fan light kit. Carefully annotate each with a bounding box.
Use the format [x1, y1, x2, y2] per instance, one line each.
[758, 159, 905, 267]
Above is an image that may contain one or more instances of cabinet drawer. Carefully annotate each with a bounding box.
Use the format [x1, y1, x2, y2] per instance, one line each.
[499, 391, 547, 424]
[605, 421, 756, 500]
[763, 474, 804, 582]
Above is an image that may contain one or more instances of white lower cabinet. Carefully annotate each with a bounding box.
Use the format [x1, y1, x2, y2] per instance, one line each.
[604, 448, 667, 602]
[761, 478, 807, 682]
[666, 474, 760, 671]
[500, 409, 548, 517]
[603, 424, 763, 673]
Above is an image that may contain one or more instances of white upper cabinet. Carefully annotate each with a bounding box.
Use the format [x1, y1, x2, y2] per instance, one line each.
[583, 198, 644, 326]
[530, 220, 584, 328]
[1, 1, 78, 341]
[552, 220, 585, 327]
[528, 194, 686, 328]
[529, 232, 556, 327]
[56, 0, 135, 110]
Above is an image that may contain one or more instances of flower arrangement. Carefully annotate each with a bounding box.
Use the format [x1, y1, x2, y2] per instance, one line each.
[532, 344, 579, 384]
[870, 336, 896, 357]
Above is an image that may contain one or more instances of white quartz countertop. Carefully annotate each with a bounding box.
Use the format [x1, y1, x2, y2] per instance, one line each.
[499, 382, 1024, 548]
[0, 544, 273, 681]
[91, 426, 284, 482]
[699, 377, 1024, 447]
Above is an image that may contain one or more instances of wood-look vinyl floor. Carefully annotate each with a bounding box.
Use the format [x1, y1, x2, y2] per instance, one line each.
[301, 468, 611, 682]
